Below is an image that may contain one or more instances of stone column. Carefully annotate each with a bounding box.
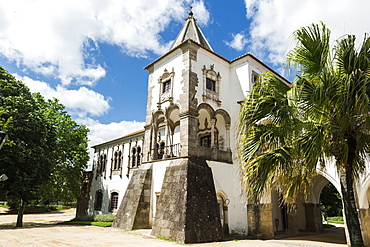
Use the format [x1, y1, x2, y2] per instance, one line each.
[359, 208, 370, 246]
[225, 124, 230, 151]
[247, 203, 274, 239]
[304, 203, 323, 232]
[286, 204, 299, 235]
[164, 119, 169, 158]
[210, 119, 216, 148]
[179, 112, 198, 157]
[151, 125, 158, 160]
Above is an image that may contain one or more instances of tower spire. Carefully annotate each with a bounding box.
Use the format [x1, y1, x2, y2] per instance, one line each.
[169, 10, 213, 51]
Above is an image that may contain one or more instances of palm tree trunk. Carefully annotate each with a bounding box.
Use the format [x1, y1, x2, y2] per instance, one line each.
[339, 152, 364, 246]
[16, 199, 26, 227]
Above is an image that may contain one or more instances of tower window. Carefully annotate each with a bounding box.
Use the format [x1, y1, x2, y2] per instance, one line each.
[163, 80, 171, 93]
[206, 78, 216, 91]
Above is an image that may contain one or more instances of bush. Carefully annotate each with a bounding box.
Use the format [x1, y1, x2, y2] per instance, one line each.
[94, 214, 115, 222]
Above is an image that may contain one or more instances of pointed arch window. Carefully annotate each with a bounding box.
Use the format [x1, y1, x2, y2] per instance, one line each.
[113, 150, 122, 170]
[131, 146, 142, 168]
[97, 153, 107, 174]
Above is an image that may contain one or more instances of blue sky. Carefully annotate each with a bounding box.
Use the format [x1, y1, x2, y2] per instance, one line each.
[1, 0, 369, 164]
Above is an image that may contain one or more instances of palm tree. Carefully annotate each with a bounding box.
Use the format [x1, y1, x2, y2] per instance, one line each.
[238, 23, 369, 247]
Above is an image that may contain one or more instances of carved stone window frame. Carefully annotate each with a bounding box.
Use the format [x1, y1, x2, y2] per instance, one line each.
[158, 68, 175, 105]
[202, 64, 222, 106]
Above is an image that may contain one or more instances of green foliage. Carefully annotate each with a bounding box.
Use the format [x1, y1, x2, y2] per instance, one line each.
[327, 216, 344, 224]
[0, 66, 89, 226]
[320, 183, 343, 217]
[238, 23, 369, 246]
[91, 222, 113, 227]
[93, 214, 116, 222]
[65, 214, 115, 227]
[73, 214, 115, 222]
[37, 97, 89, 203]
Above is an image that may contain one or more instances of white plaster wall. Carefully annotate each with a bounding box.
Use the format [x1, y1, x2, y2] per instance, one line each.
[194, 50, 231, 112]
[208, 160, 248, 235]
[149, 50, 184, 113]
[150, 160, 172, 220]
[88, 136, 144, 215]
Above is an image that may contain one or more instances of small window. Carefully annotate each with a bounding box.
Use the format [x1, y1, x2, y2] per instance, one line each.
[162, 80, 171, 93]
[200, 135, 212, 148]
[95, 191, 103, 210]
[111, 192, 119, 211]
[206, 78, 216, 91]
[252, 71, 259, 84]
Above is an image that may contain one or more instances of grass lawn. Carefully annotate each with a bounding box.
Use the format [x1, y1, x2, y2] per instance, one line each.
[327, 216, 344, 224]
[60, 214, 115, 227]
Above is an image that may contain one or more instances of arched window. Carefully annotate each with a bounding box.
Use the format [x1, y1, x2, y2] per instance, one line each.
[113, 150, 122, 170]
[136, 146, 141, 166]
[97, 154, 107, 174]
[118, 150, 122, 169]
[131, 148, 136, 167]
[111, 192, 119, 211]
[94, 190, 103, 210]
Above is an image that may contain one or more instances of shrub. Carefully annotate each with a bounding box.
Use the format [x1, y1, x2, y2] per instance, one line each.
[94, 214, 115, 222]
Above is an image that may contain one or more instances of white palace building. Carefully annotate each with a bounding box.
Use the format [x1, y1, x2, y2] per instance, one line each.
[76, 12, 370, 244]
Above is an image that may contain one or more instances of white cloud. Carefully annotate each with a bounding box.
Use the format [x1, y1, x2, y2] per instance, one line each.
[225, 33, 248, 51]
[78, 117, 145, 147]
[244, 0, 370, 66]
[0, 0, 209, 85]
[19, 75, 110, 117]
[192, 1, 210, 26]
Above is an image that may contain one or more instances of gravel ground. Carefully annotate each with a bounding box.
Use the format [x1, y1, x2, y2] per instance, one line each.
[0, 208, 347, 247]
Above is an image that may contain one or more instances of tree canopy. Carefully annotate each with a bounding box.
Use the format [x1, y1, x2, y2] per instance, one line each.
[238, 23, 369, 246]
[0, 66, 89, 226]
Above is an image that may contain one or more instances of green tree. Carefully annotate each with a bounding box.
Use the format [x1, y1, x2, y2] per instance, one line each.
[0, 66, 57, 227]
[320, 183, 343, 218]
[238, 23, 368, 246]
[37, 97, 89, 203]
[0, 66, 89, 226]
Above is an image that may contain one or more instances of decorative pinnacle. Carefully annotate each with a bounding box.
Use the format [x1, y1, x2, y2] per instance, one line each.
[186, 6, 193, 17]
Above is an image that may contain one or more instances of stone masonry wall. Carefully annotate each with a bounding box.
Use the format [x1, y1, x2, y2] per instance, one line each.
[360, 208, 370, 246]
[112, 164, 152, 230]
[304, 203, 323, 233]
[151, 158, 223, 243]
[247, 203, 274, 239]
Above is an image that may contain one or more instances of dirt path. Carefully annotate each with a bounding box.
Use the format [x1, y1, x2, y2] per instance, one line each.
[0, 209, 347, 247]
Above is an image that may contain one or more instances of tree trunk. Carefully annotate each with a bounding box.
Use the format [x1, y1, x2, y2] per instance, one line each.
[16, 199, 26, 227]
[339, 163, 364, 247]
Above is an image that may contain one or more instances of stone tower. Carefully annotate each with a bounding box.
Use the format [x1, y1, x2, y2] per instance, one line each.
[113, 12, 226, 243]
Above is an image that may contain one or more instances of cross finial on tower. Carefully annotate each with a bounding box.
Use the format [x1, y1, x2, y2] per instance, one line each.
[186, 6, 193, 17]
